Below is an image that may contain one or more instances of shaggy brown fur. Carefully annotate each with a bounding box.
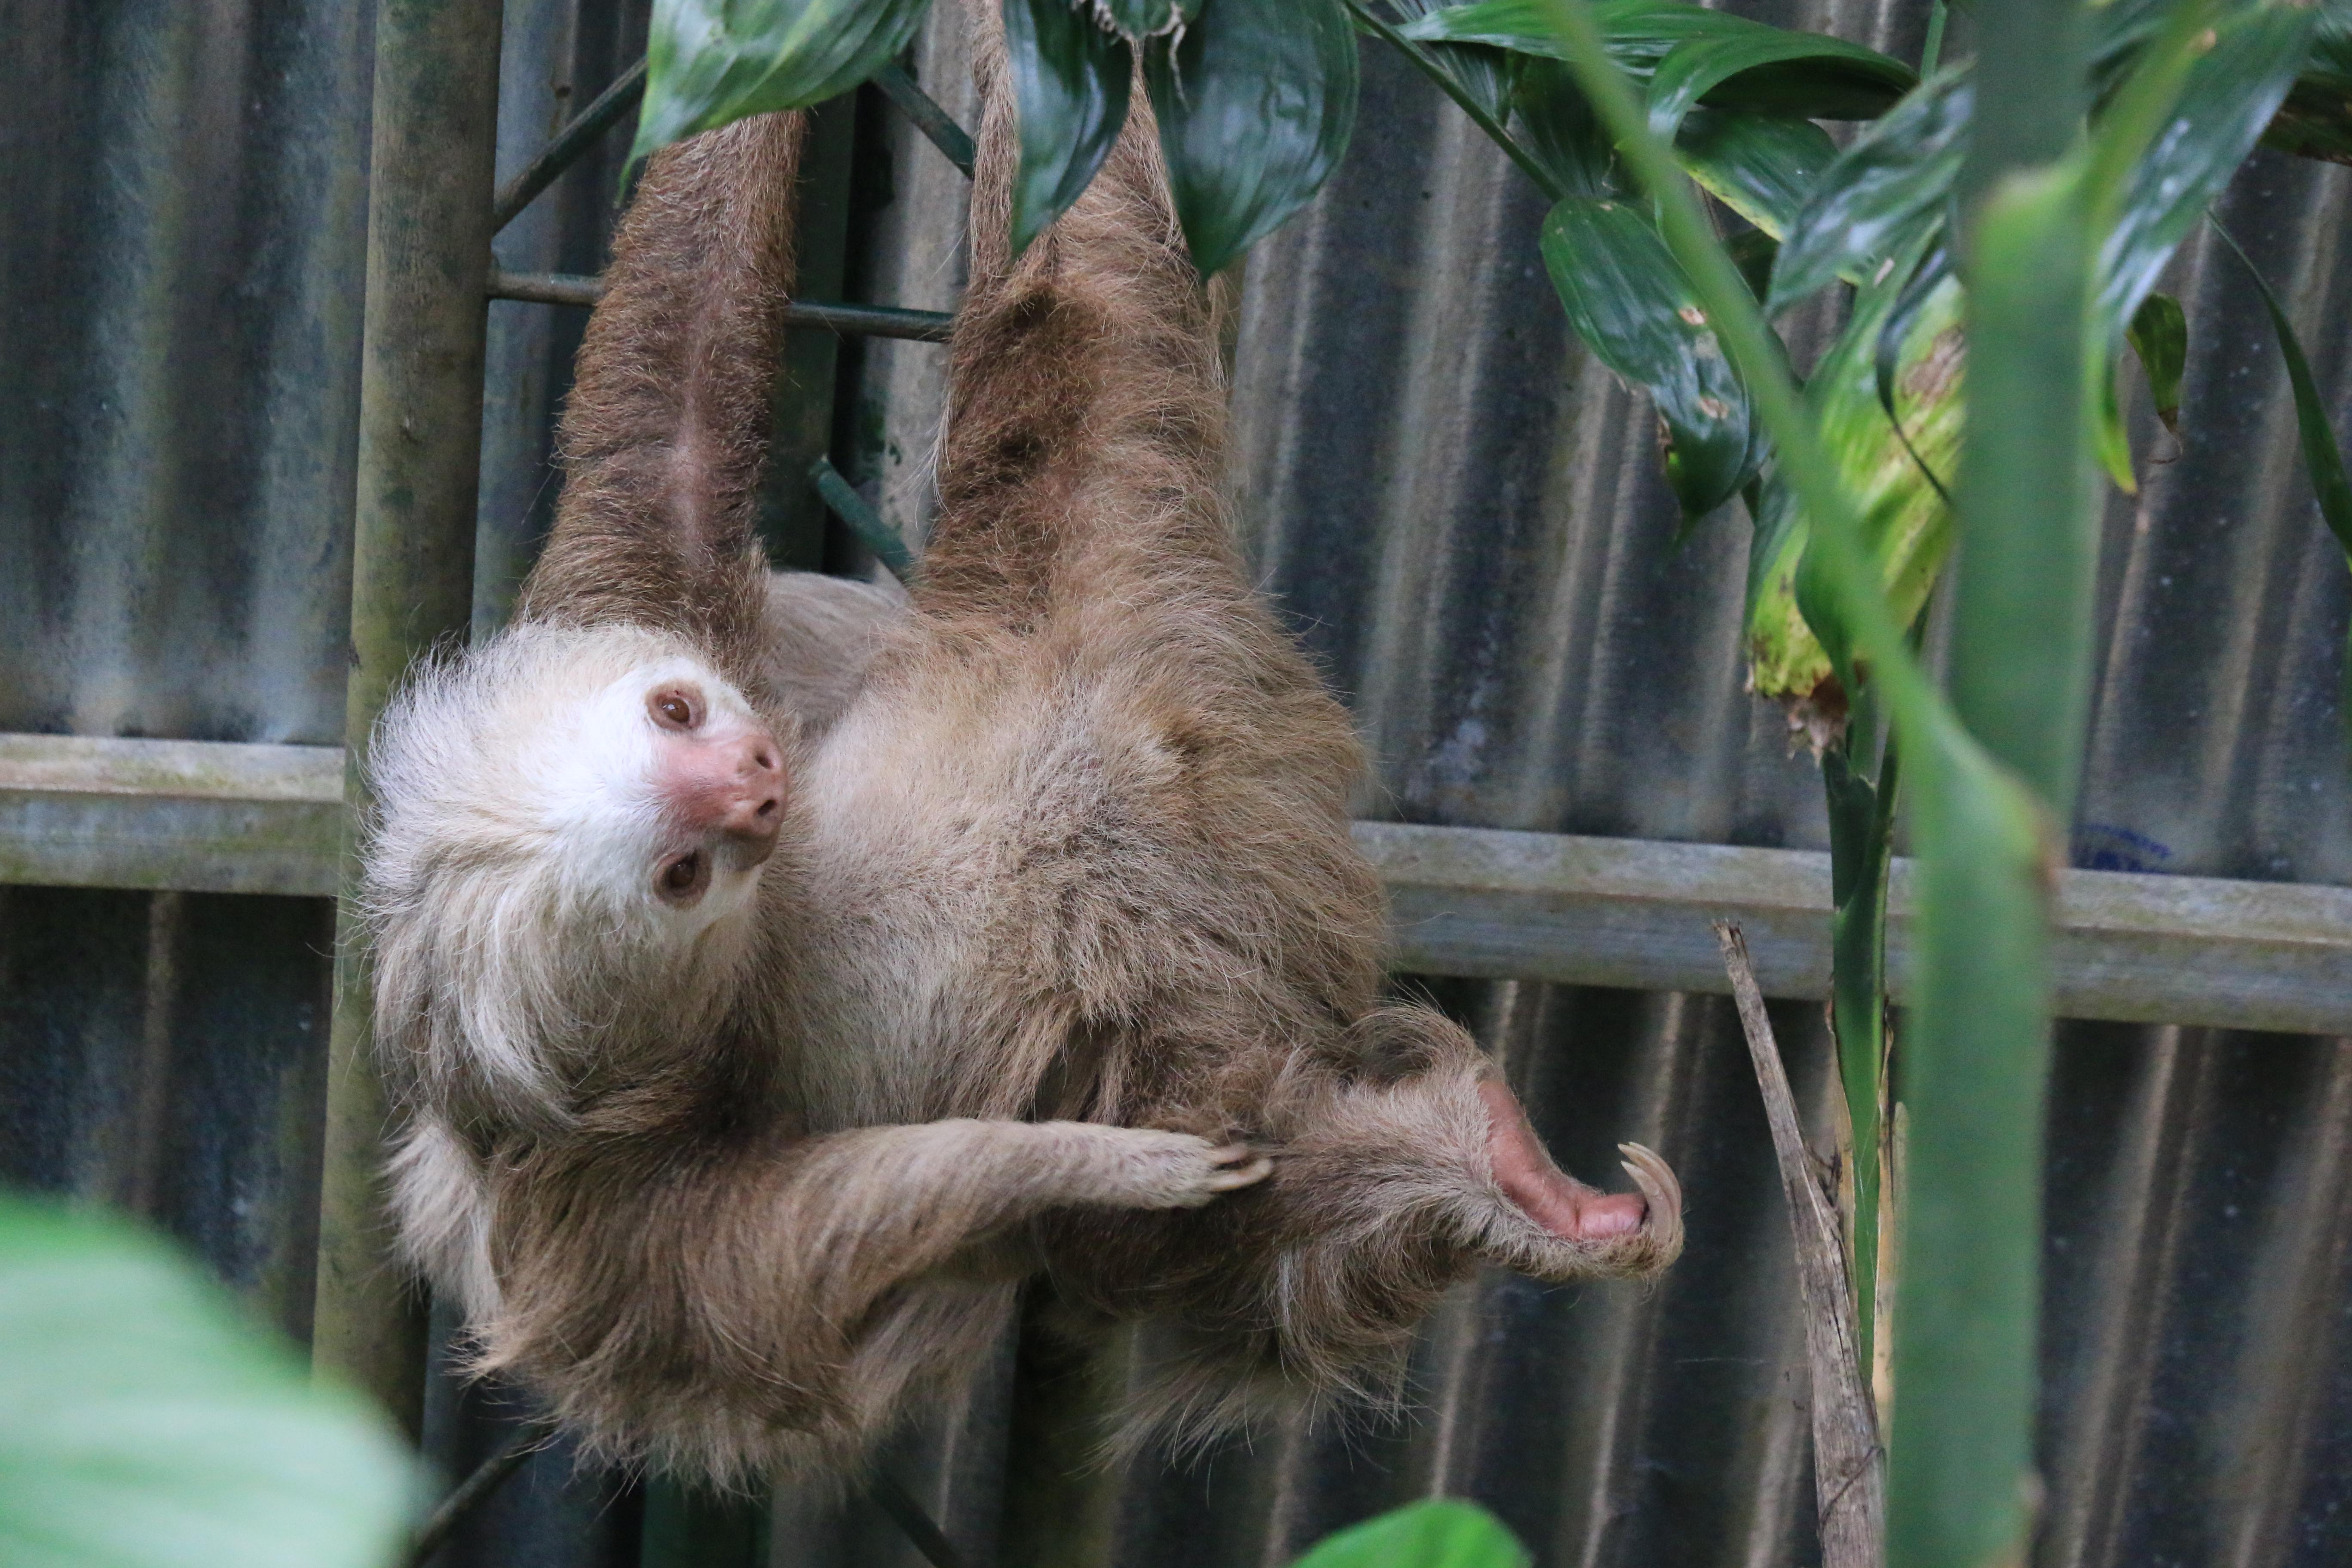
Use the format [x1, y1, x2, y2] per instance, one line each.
[363, 2, 1681, 1489]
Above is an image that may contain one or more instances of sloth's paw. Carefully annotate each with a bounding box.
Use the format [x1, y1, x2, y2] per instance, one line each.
[1479, 1081, 1684, 1279]
[1106, 1131, 1275, 1209]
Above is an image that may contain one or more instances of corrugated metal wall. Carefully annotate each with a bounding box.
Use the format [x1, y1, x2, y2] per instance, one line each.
[4, 0, 2350, 1565]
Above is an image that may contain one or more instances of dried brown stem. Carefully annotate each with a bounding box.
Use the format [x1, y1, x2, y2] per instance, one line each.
[1716, 922, 1885, 1568]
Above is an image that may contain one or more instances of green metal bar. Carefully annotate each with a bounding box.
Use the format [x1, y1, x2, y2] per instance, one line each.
[408, 1415, 554, 1565]
[313, 0, 505, 1441]
[874, 62, 975, 177]
[867, 1471, 968, 1568]
[485, 268, 957, 340]
[810, 456, 916, 580]
[491, 57, 647, 234]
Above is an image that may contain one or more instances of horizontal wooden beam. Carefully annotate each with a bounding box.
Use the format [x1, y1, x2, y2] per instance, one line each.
[1360, 822, 2352, 1038]
[0, 734, 344, 897]
[3, 736, 2343, 1035]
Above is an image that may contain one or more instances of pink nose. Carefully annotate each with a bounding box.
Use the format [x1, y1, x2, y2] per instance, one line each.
[669, 731, 787, 864]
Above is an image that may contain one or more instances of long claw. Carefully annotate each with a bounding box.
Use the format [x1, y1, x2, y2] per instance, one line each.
[1619, 1141, 1686, 1264]
[1204, 1145, 1274, 1191]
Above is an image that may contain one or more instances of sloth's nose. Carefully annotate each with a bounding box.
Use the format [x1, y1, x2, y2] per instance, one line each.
[671, 731, 787, 866]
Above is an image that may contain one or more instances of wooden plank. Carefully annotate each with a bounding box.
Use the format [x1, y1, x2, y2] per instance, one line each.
[3, 738, 2343, 1035]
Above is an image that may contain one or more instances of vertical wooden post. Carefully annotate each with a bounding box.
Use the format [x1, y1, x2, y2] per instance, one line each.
[311, 0, 505, 1439]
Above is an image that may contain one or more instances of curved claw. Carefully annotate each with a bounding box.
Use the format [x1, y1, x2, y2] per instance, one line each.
[1618, 1141, 1686, 1270]
[1204, 1145, 1275, 1192]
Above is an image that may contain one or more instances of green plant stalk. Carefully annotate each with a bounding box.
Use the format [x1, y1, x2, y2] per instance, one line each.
[1957, 0, 2086, 226]
[1525, 7, 2057, 1568]
[1910, 6, 2220, 1562]
[1928, 166, 2101, 1566]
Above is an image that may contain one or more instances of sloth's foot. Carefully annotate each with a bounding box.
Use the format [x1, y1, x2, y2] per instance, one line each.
[1479, 1080, 1683, 1269]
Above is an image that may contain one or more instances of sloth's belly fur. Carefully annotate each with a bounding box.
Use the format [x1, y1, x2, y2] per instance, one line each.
[783, 623, 1374, 1130]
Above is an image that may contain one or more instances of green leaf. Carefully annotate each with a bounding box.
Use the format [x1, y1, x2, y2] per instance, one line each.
[1292, 1500, 1531, 1568]
[2260, 6, 2352, 165]
[1404, 0, 1909, 116]
[1675, 108, 1838, 238]
[1005, 0, 1134, 255]
[1511, 57, 1619, 197]
[1871, 240, 1951, 429]
[1769, 66, 1969, 311]
[2126, 290, 2186, 438]
[1542, 194, 1756, 516]
[1404, 0, 1799, 77]
[1749, 235, 1961, 725]
[2093, 7, 2314, 338]
[2214, 221, 2352, 562]
[2093, 354, 2136, 496]
[0, 1197, 414, 1568]
[1373, 0, 1520, 121]
[1145, 0, 1361, 276]
[2213, 214, 2352, 747]
[1644, 29, 1911, 141]
[634, 0, 934, 159]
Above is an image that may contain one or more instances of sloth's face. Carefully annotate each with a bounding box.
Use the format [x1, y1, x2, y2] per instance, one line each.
[533, 652, 786, 939]
[368, 625, 790, 995]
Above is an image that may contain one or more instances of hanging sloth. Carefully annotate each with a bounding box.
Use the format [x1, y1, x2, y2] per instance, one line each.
[361, 0, 1682, 1488]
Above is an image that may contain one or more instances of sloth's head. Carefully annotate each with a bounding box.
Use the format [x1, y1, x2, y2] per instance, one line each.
[363, 623, 786, 1124]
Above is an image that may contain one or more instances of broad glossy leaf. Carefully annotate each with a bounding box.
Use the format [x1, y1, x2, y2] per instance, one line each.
[1770, 67, 1970, 312]
[1748, 239, 1962, 726]
[2262, 7, 2352, 165]
[1403, 0, 1908, 117]
[0, 1197, 413, 1568]
[2094, 7, 2314, 337]
[1292, 1499, 1531, 1568]
[1404, 0, 1794, 76]
[2126, 291, 2186, 437]
[1543, 195, 1755, 516]
[1675, 108, 1838, 238]
[1375, 0, 1519, 121]
[1005, 0, 1133, 255]
[1145, 0, 1360, 276]
[635, 0, 933, 158]
[1512, 58, 1618, 198]
[1645, 30, 1911, 141]
[1872, 241, 1951, 429]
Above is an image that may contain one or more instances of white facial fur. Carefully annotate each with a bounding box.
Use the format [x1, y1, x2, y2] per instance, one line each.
[529, 651, 777, 941]
[364, 624, 784, 1124]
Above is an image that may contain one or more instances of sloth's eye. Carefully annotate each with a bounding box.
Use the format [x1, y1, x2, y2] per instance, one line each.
[649, 687, 701, 730]
[656, 851, 709, 903]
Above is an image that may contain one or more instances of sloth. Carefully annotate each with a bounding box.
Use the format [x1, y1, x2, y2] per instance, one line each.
[362, 0, 1682, 1488]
